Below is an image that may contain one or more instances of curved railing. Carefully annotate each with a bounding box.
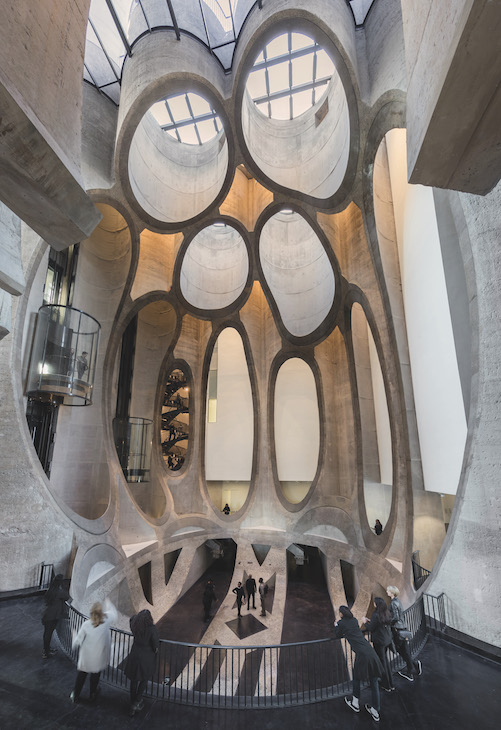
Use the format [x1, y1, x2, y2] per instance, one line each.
[56, 597, 427, 708]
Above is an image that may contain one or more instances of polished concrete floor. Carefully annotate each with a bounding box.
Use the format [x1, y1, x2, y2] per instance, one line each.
[0, 595, 499, 729]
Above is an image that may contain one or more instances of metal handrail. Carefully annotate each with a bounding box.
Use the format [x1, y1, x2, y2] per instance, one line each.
[56, 596, 427, 708]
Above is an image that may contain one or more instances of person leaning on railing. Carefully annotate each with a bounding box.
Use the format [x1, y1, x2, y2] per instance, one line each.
[335, 605, 383, 723]
[386, 585, 422, 681]
[362, 597, 395, 692]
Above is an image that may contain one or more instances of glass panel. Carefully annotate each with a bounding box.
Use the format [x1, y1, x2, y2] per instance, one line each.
[168, 94, 191, 122]
[178, 124, 199, 145]
[267, 62, 289, 94]
[291, 32, 315, 52]
[89, 0, 126, 72]
[246, 68, 267, 99]
[266, 34, 289, 60]
[292, 54, 314, 87]
[212, 42, 235, 69]
[316, 49, 335, 79]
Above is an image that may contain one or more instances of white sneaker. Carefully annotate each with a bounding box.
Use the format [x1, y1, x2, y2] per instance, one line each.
[365, 704, 380, 722]
[345, 696, 360, 713]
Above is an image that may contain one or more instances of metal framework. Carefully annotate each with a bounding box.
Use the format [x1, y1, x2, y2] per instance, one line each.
[84, 1, 379, 106]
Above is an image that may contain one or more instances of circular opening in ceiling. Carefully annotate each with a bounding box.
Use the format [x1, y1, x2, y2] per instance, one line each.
[149, 92, 223, 146]
[128, 90, 229, 225]
[241, 30, 350, 201]
[246, 31, 334, 120]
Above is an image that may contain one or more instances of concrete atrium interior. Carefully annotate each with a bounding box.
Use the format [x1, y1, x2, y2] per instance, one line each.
[0, 1, 500, 712]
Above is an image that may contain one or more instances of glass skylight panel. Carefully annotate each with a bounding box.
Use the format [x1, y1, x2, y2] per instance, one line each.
[197, 119, 219, 143]
[110, 0, 135, 31]
[316, 50, 335, 79]
[149, 101, 172, 127]
[246, 69, 267, 99]
[203, 0, 233, 34]
[89, 0, 126, 71]
[267, 63, 289, 95]
[189, 93, 211, 117]
[177, 124, 200, 146]
[291, 54, 314, 87]
[266, 34, 289, 60]
[290, 32, 315, 52]
[169, 94, 191, 122]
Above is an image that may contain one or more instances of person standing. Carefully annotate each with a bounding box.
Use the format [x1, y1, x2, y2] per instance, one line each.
[124, 609, 160, 717]
[232, 581, 245, 618]
[245, 574, 256, 610]
[335, 605, 383, 723]
[362, 597, 395, 692]
[374, 519, 383, 535]
[41, 574, 70, 659]
[76, 351, 89, 379]
[258, 577, 268, 617]
[386, 586, 422, 681]
[202, 579, 217, 621]
[70, 599, 117, 703]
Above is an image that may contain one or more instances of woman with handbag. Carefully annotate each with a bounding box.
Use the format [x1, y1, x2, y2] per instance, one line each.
[70, 599, 117, 702]
[386, 586, 422, 681]
[362, 596, 395, 691]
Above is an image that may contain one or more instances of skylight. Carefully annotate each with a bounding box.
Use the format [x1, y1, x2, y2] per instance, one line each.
[149, 92, 222, 145]
[246, 32, 335, 121]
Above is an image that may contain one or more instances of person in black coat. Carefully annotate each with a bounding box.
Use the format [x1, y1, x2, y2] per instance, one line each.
[202, 579, 217, 621]
[245, 575, 256, 610]
[334, 605, 383, 723]
[363, 597, 395, 691]
[124, 610, 160, 717]
[41, 574, 70, 659]
[232, 582, 245, 618]
[386, 586, 422, 681]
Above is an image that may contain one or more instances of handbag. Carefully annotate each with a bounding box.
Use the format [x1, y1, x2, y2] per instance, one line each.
[396, 627, 413, 640]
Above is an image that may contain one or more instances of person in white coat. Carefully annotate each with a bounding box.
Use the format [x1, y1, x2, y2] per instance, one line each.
[70, 599, 117, 702]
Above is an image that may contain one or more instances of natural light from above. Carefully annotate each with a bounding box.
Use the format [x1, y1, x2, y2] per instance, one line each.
[246, 32, 334, 120]
[149, 92, 223, 145]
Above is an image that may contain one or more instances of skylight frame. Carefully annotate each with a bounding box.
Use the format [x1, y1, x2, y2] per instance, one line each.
[246, 31, 334, 121]
[153, 92, 223, 146]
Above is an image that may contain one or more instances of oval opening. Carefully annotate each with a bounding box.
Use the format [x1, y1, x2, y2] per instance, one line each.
[260, 210, 335, 337]
[205, 328, 253, 515]
[128, 91, 228, 224]
[180, 222, 249, 310]
[274, 358, 320, 504]
[161, 366, 190, 473]
[242, 31, 349, 199]
[351, 303, 393, 533]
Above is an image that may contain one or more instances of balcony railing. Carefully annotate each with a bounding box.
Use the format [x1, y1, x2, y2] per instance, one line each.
[56, 596, 428, 708]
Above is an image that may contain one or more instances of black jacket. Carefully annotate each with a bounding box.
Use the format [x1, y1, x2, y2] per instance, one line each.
[124, 622, 160, 682]
[363, 613, 392, 647]
[245, 577, 256, 595]
[334, 616, 383, 680]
